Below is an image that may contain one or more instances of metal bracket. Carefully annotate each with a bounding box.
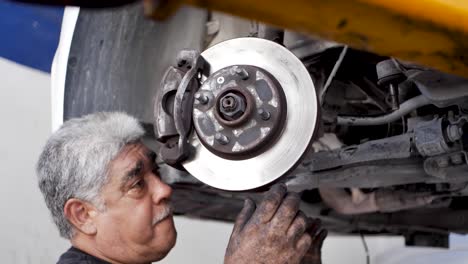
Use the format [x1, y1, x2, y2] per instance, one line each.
[424, 151, 468, 179]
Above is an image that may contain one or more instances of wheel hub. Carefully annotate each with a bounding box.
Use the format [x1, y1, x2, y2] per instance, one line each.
[193, 64, 286, 159]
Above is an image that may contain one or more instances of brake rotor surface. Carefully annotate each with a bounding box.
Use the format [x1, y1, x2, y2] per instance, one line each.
[183, 38, 318, 191]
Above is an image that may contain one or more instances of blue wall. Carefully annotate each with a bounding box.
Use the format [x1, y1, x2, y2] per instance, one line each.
[0, 1, 63, 72]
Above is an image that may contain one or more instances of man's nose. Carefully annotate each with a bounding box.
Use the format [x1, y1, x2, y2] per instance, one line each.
[150, 176, 173, 204]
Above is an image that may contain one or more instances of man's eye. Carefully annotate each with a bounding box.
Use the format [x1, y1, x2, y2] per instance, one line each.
[131, 179, 145, 189]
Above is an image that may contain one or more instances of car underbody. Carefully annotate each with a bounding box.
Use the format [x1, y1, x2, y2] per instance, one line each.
[58, 3, 468, 248]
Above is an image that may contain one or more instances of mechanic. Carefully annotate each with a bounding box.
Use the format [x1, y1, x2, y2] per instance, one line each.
[36, 112, 327, 264]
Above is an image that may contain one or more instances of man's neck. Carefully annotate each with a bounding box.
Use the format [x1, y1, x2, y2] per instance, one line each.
[70, 234, 152, 264]
[71, 236, 121, 264]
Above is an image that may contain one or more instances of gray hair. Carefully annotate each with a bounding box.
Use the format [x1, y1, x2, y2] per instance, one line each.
[36, 112, 145, 239]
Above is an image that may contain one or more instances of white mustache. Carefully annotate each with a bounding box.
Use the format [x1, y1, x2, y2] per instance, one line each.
[152, 204, 173, 226]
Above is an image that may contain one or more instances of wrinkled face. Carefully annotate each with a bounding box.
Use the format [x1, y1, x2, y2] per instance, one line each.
[94, 142, 176, 263]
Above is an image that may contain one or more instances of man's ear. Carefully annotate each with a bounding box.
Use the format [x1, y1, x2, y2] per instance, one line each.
[64, 198, 99, 236]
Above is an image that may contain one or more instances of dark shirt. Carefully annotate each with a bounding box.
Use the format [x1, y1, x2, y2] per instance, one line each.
[57, 247, 110, 264]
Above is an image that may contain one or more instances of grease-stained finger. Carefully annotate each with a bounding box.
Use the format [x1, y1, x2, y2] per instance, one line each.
[232, 198, 256, 234]
[252, 183, 287, 224]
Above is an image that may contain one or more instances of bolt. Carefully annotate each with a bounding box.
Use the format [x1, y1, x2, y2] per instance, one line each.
[258, 108, 271, 120]
[215, 133, 229, 145]
[447, 124, 463, 142]
[437, 158, 449, 168]
[451, 154, 464, 165]
[194, 92, 209, 105]
[235, 67, 249, 80]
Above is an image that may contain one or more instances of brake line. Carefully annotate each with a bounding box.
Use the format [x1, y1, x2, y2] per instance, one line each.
[337, 95, 430, 126]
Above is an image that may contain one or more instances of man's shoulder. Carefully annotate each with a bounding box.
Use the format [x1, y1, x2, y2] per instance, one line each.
[57, 247, 110, 264]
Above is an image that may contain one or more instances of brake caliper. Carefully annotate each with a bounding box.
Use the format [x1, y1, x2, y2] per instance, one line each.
[153, 50, 206, 167]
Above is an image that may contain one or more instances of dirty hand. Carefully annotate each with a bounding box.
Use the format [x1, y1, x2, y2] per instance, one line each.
[224, 184, 317, 264]
[300, 219, 327, 264]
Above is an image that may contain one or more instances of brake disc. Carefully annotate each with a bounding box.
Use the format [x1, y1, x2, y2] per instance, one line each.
[182, 38, 318, 191]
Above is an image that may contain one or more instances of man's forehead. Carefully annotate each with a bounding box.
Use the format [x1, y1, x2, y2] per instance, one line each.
[119, 143, 150, 161]
[110, 143, 153, 175]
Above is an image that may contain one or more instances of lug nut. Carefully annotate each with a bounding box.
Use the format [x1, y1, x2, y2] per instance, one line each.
[215, 133, 230, 145]
[194, 92, 209, 105]
[258, 108, 271, 121]
[235, 67, 249, 80]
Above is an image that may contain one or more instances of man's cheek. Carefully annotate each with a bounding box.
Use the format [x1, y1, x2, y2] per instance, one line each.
[127, 208, 155, 242]
[95, 214, 125, 249]
[154, 217, 177, 249]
